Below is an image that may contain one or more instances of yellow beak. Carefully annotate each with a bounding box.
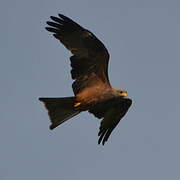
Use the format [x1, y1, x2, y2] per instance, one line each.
[120, 92, 128, 97]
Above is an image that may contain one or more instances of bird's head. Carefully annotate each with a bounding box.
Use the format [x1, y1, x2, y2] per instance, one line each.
[114, 88, 128, 97]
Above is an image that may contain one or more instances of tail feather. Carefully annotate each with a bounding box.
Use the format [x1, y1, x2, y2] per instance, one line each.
[39, 97, 80, 129]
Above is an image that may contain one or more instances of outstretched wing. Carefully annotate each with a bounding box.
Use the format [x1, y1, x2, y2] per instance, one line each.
[46, 14, 111, 95]
[89, 97, 132, 145]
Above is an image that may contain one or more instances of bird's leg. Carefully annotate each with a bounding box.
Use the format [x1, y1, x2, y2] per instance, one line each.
[74, 102, 81, 107]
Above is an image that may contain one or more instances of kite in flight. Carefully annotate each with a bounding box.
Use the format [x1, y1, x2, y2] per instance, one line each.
[39, 14, 132, 145]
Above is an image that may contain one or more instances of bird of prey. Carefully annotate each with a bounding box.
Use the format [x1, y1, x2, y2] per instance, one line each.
[39, 14, 132, 145]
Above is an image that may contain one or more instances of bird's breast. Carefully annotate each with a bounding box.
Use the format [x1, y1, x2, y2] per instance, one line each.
[75, 86, 114, 107]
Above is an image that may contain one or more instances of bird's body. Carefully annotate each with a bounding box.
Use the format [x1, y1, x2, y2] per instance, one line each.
[39, 14, 132, 145]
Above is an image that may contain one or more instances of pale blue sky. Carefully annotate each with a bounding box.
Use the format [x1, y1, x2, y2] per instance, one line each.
[1, 0, 180, 179]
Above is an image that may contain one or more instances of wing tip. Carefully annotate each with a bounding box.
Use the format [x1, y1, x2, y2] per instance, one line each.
[45, 27, 53, 31]
[58, 13, 65, 19]
[49, 124, 56, 130]
[98, 138, 106, 146]
[98, 131, 107, 145]
[46, 21, 53, 26]
[50, 16, 56, 20]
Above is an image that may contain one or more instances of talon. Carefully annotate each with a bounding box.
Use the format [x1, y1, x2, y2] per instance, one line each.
[74, 102, 81, 107]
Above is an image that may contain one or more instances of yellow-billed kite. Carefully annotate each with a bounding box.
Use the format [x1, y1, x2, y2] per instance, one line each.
[39, 14, 132, 145]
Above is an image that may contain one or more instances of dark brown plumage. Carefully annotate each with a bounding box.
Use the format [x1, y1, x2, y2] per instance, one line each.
[39, 14, 132, 145]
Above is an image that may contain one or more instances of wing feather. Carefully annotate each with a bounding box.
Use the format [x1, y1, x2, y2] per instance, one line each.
[89, 97, 132, 145]
[46, 14, 110, 95]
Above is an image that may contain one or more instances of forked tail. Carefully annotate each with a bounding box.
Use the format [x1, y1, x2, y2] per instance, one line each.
[39, 97, 80, 129]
